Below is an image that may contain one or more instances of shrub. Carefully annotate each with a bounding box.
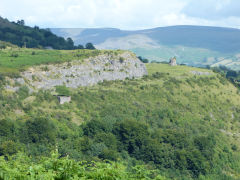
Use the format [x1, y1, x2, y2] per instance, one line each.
[10, 53, 19, 58]
[0, 119, 16, 137]
[55, 85, 70, 96]
[119, 57, 124, 63]
[24, 117, 56, 144]
[17, 86, 29, 100]
[0, 141, 19, 156]
[85, 43, 96, 50]
[41, 66, 49, 71]
[0, 45, 6, 49]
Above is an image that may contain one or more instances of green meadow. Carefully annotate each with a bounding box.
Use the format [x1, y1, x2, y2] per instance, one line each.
[0, 48, 125, 75]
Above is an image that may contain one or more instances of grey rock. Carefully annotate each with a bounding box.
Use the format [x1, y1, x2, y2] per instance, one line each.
[15, 78, 25, 85]
[19, 52, 148, 90]
[5, 85, 19, 92]
[191, 71, 212, 76]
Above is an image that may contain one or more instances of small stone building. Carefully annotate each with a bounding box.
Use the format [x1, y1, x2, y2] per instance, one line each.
[169, 57, 177, 66]
[57, 96, 71, 105]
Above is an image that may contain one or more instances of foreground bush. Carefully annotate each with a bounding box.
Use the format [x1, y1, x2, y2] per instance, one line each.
[0, 151, 167, 180]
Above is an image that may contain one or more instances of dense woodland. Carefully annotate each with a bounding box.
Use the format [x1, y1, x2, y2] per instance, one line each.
[0, 61, 240, 179]
[0, 17, 95, 50]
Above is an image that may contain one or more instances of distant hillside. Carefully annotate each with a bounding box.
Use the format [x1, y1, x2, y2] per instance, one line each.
[0, 17, 75, 49]
[52, 26, 240, 69]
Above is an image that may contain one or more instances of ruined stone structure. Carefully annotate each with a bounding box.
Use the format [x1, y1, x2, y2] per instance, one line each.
[57, 96, 71, 105]
[169, 57, 177, 66]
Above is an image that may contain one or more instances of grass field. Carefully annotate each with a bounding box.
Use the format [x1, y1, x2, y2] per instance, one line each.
[0, 48, 124, 75]
[146, 63, 212, 76]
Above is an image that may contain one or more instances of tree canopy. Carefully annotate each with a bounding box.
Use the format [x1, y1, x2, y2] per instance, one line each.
[0, 17, 96, 50]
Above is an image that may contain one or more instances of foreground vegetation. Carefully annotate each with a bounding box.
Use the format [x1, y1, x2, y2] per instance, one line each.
[0, 61, 240, 179]
[0, 151, 167, 180]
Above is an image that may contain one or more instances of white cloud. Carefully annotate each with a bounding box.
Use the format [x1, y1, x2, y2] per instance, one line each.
[0, 0, 240, 29]
[182, 0, 240, 20]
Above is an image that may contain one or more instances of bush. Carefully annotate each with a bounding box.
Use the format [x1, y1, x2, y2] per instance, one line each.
[10, 53, 19, 58]
[85, 43, 96, 50]
[0, 141, 19, 156]
[0, 45, 6, 49]
[0, 119, 16, 137]
[17, 86, 29, 100]
[24, 117, 56, 144]
[119, 57, 124, 63]
[138, 56, 149, 63]
[114, 119, 149, 155]
[55, 85, 70, 96]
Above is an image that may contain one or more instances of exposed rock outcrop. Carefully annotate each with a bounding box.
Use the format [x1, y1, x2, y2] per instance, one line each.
[11, 51, 147, 91]
[191, 71, 212, 76]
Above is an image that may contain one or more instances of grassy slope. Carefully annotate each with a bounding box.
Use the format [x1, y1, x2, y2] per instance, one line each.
[0, 48, 125, 75]
[1, 58, 240, 178]
[3, 63, 240, 144]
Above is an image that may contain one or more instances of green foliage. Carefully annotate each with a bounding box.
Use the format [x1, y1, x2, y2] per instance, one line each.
[138, 56, 149, 63]
[0, 141, 19, 156]
[0, 119, 16, 137]
[17, 86, 29, 100]
[0, 63, 240, 179]
[0, 48, 107, 74]
[0, 40, 17, 49]
[211, 65, 240, 88]
[114, 119, 149, 154]
[23, 117, 57, 144]
[0, 17, 81, 50]
[85, 42, 96, 50]
[55, 85, 71, 96]
[119, 57, 125, 63]
[10, 52, 18, 58]
[0, 151, 166, 179]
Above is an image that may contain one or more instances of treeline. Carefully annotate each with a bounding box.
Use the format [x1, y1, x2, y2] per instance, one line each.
[0, 17, 95, 50]
[138, 56, 149, 63]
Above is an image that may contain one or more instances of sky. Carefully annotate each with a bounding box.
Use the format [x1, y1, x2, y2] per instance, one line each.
[0, 0, 240, 30]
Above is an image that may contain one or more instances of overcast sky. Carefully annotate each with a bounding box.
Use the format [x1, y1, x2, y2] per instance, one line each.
[1, 0, 240, 29]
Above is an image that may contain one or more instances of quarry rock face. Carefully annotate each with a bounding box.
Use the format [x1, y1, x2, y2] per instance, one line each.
[17, 51, 147, 90]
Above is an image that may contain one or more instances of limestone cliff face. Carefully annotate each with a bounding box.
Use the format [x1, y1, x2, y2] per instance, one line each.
[16, 51, 147, 90]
